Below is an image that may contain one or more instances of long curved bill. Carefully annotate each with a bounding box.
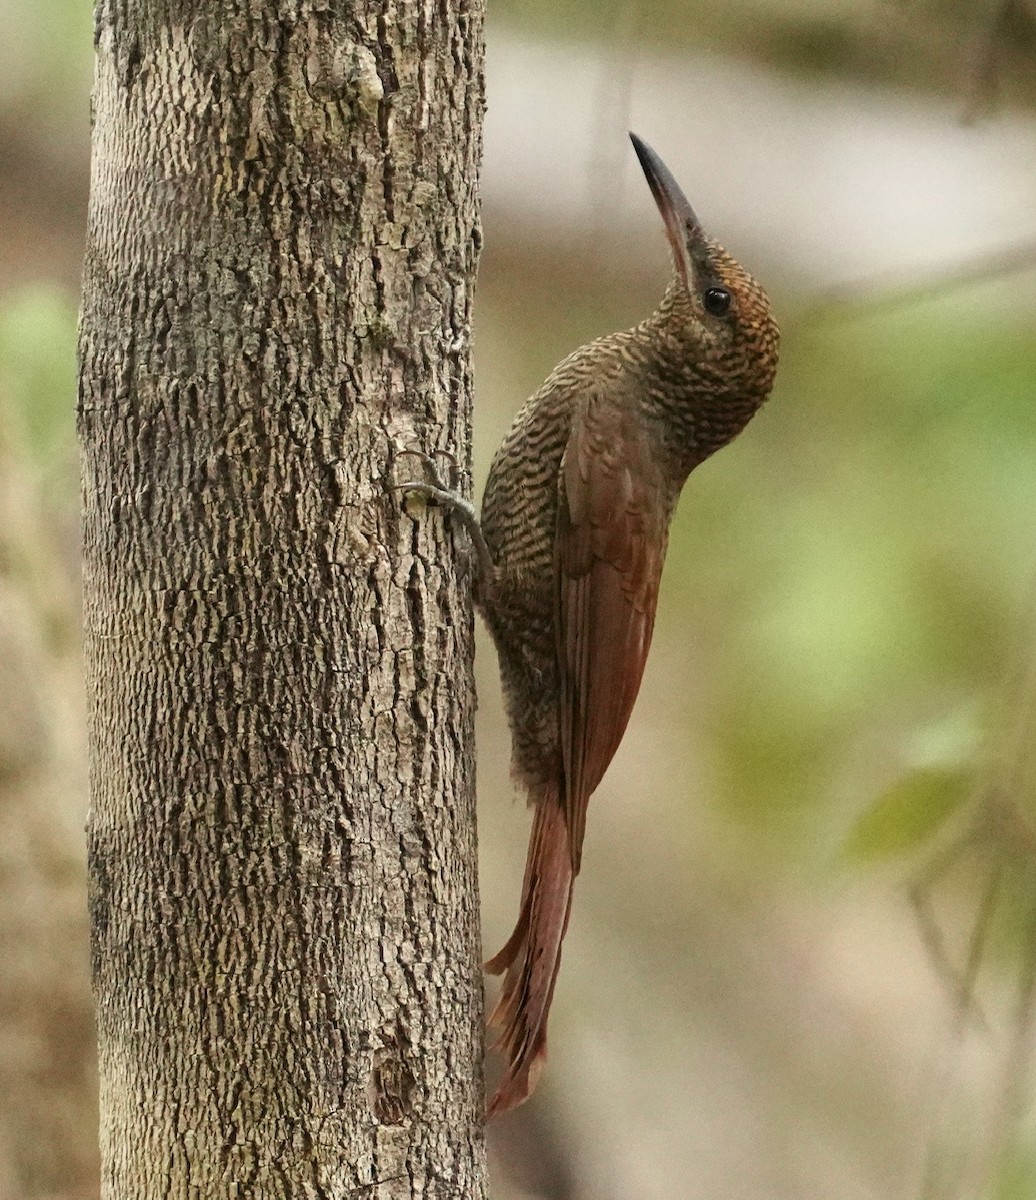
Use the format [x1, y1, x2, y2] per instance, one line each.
[629, 132, 702, 288]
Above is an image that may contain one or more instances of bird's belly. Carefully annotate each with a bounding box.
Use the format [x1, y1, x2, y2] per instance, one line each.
[481, 576, 561, 797]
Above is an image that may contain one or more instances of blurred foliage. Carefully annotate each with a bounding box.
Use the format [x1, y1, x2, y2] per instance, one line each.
[844, 763, 975, 862]
[0, 284, 78, 464]
[0, 284, 80, 662]
[679, 297, 1036, 857]
[0, 0, 92, 136]
[989, 1141, 1036, 1200]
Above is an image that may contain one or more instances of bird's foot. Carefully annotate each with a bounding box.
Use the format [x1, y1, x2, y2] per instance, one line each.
[396, 448, 494, 592]
[397, 447, 462, 498]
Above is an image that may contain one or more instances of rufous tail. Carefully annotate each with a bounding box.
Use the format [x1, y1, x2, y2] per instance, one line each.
[485, 796, 574, 1118]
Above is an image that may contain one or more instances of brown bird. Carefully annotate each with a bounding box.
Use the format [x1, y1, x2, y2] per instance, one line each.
[401, 133, 779, 1116]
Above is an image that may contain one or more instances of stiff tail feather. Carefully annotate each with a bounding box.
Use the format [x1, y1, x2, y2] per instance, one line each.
[485, 796, 575, 1117]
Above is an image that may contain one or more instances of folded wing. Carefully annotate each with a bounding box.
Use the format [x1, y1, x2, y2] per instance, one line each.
[557, 391, 670, 869]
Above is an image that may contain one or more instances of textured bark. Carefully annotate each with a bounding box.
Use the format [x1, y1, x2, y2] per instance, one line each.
[78, 2, 486, 1197]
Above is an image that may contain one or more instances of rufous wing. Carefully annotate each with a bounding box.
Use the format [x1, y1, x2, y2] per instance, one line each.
[556, 392, 669, 871]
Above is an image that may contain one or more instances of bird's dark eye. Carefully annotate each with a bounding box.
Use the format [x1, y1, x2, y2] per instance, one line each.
[703, 286, 732, 316]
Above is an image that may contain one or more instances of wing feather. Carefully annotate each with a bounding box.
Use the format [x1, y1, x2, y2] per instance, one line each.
[556, 393, 669, 870]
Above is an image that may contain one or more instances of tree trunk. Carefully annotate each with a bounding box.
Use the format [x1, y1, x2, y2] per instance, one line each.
[78, 3, 486, 1197]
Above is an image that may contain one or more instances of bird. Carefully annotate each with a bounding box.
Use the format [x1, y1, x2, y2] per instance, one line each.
[399, 133, 779, 1117]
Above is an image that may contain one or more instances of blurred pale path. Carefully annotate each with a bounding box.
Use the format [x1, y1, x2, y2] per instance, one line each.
[483, 32, 1036, 289]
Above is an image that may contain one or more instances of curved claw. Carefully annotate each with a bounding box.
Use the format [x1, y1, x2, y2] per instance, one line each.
[396, 447, 460, 493]
[395, 468, 495, 597]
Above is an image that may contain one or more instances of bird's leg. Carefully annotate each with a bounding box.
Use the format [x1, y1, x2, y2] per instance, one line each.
[397, 449, 495, 596]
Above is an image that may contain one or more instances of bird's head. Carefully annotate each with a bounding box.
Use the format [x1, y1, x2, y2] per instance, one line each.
[630, 132, 779, 408]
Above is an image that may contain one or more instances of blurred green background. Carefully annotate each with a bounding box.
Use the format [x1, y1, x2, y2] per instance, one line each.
[2, 2, 1036, 1199]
